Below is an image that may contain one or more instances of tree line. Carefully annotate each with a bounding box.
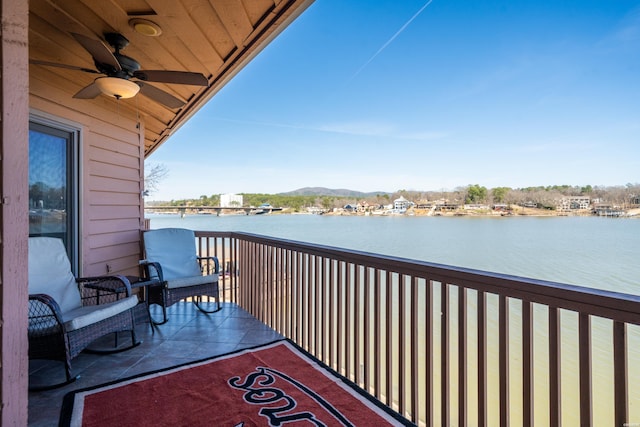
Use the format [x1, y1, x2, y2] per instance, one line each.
[147, 183, 640, 212]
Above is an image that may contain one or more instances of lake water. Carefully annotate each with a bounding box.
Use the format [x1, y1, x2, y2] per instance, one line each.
[147, 213, 640, 295]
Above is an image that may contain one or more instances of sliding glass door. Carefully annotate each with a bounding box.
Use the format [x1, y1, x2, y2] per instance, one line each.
[29, 121, 78, 271]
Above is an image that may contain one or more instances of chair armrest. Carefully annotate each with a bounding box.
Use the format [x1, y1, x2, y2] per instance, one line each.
[28, 294, 65, 335]
[197, 256, 219, 275]
[139, 260, 164, 282]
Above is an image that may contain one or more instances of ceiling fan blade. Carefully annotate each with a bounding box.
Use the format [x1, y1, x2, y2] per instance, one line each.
[133, 70, 208, 86]
[71, 33, 121, 71]
[73, 82, 102, 99]
[30, 59, 100, 74]
[136, 82, 185, 108]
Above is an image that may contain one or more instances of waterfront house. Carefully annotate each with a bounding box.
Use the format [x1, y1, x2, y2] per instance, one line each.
[393, 196, 412, 211]
[415, 201, 434, 209]
[5, 2, 639, 425]
[557, 196, 591, 211]
[220, 194, 244, 208]
[463, 203, 490, 211]
[356, 200, 370, 212]
[343, 204, 357, 213]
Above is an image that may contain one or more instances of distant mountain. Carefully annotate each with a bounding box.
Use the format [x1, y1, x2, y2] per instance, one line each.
[279, 187, 391, 198]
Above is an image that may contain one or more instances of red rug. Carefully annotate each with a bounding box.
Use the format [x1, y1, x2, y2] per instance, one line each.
[60, 339, 412, 426]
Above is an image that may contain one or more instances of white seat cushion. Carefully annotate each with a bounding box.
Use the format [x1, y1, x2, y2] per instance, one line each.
[61, 295, 138, 331]
[29, 237, 82, 313]
[166, 274, 218, 289]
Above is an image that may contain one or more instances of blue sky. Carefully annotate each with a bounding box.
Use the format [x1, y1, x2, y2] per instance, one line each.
[147, 0, 639, 201]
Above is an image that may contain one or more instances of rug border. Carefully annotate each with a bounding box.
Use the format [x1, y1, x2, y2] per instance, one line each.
[282, 339, 415, 427]
[59, 338, 415, 427]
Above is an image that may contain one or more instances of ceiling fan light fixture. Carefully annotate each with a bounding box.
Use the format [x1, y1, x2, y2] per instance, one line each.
[95, 77, 140, 99]
[129, 19, 163, 37]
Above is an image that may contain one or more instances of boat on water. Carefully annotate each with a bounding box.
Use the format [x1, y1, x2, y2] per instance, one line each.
[250, 203, 273, 215]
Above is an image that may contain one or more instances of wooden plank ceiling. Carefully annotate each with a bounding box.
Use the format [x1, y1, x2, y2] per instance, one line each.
[29, 0, 313, 156]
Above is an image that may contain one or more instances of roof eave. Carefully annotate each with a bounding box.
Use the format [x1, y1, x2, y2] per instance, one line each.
[144, 0, 315, 157]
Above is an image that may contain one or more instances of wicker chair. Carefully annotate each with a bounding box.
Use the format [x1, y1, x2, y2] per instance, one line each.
[141, 228, 220, 324]
[28, 237, 139, 390]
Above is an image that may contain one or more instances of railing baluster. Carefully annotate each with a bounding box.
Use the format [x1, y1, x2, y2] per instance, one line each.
[478, 291, 487, 427]
[294, 252, 304, 345]
[277, 247, 284, 334]
[442, 282, 450, 427]
[499, 295, 509, 427]
[385, 270, 393, 408]
[374, 268, 381, 400]
[336, 261, 345, 373]
[426, 280, 434, 425]
[238, 241, 242, 309]
[315, 255, 321, 357]
[299, 253, 305, 349]
[411, 276, 419, 424]
[549, 307, 561, 426]
[298, 252, 304, 346]
[290, 249, 295, 340]
[224, 237, 228, 302]
[243, 241, 249, 312]
[523, 301, 533, 427]
[262, 244, 267, 324]
[272, 246, 278, 332]
[253, 243, 259, 320]
[276, 247, 280, 336]
[285, 249, 292, 338]
[309, 255, 313, 350]
[613, 321, 627, 426]
[579, 313, 592, 426]
[256, 243, 261, 321]
[268, 245, 274, 328]
[320, 257, 326, 362]
[228, 237, 232, 303]
[314, 256, 317, 354]
[304, 253, 310, 351]
[459, 287, 467, 427]
[252, 241, 256, 311]
[239, 240, 244, 308]
[255, 243, 262, 321]
[345, 263, 352, 380]
[230, 237, 234, 302]
[263, 244, 268, 323]
[364, 266, 371, 393]
[234, 237, 238, 303]
[355, 264, 361, 385]
[220, 237, 225, 302]
[399, 274, 406, 418]
[328, 259, 334, 369]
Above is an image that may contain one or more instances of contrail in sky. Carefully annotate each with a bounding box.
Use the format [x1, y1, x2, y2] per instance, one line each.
[351, 0, 434, 80]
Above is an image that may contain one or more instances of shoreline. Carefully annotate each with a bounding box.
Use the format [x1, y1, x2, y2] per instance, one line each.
[312, 205, 640, 218]
[146, 207, 640, 218]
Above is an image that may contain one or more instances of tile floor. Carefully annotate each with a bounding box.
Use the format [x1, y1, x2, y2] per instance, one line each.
[28, 302, 282, 426]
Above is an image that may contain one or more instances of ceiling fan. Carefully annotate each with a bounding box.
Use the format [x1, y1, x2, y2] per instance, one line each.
[31, 32, 208, 109]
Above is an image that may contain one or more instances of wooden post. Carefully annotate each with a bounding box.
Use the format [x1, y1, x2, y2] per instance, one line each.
[1, 0, 30, 424]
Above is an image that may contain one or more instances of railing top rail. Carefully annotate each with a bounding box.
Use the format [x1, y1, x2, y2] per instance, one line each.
[193, 231, 235, 239]
[220, 231, 640, 325]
